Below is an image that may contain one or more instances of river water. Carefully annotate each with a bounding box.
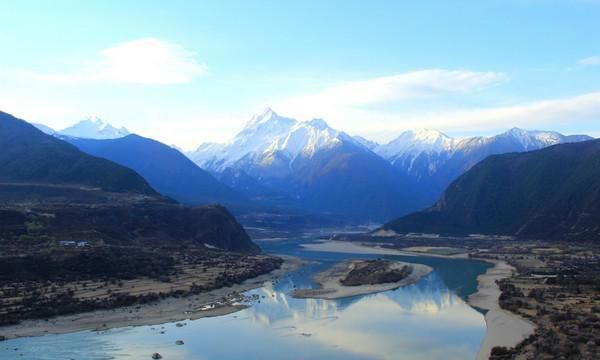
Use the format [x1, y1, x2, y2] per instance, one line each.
[1, 236, 491, 360]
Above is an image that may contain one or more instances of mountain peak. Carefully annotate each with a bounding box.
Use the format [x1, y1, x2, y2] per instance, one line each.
[307, 118, 329, 130]
[246, 107, 281, 127]
[502, 127, 539, 138]
[59, 117, 130, 139]
[499, 127, 592, 145]
[403, 128, 451, 141]
[353, 135, 379, 150]
[376, 128, 455, 159]
[260, 107, 274, 117]
[190, 110, 355, 171]
[85, 115, 104, 124]
[506, 126, 525, 133]
[496, 127, 564, 148]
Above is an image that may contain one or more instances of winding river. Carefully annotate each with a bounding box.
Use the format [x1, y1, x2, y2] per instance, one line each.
[1, 236, 491, 360]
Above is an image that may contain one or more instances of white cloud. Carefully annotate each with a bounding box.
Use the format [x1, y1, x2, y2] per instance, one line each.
[353, 92, 600, 142]
[579, 55, 600, 65]
[21, 38, 207, 85]
[262, 69, 600, 144]
[273, 69, 507, 115]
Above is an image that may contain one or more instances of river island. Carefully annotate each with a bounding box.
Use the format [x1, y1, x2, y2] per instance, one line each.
[292, 258, 433, 300]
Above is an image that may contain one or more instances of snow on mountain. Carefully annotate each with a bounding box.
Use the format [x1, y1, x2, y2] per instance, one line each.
[188, 108, 355, 172]
[492, 127, 591, 149]
[188, 142, 226, 167]
[375, 129, 455, 160]
[59, 116, 130, 139]
[454, 127, 592, 152]
[262, 118, 349, 161]
[378, 127, 591, 162]
[373, 129, 455, 178]
[185, 111, 592, 220]
[353, 135, 378, 150]
[375, 127, 593, 180]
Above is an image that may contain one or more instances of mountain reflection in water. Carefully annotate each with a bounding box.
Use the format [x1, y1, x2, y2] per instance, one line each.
[2, 264, 486, 360]
[2, 236, 491, 360]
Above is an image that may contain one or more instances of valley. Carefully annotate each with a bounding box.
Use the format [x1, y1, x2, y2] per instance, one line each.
[0, 114, 283, 337]
[3, 3, 599, 359]
[1, 109, 598, 360]
[0, 234, 494, 360]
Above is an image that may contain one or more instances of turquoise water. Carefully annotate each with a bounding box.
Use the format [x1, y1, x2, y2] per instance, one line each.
[1, 237, 491, 360]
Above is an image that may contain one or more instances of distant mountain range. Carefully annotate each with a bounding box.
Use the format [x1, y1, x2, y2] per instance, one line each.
[373, 127, 593, 205]
[188, 108, 420, 220]
[63, 134, 244, 206]
[382, 138, 600, 240]
[31, 108, 595, 222]
[35, 116, 130, 139]
[60, 116, 130, 139]
[187, 108, 592, 220]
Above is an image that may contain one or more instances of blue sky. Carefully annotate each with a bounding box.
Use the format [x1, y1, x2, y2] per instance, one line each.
[1, 0, 600, 149]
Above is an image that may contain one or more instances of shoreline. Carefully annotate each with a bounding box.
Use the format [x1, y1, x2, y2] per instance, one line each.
[467, 259, 536, 360]
[301, 239, 469, 258]
[0, 255, 303, 340]
[302, 239, 535, 359]
[291, 259, 432, 300]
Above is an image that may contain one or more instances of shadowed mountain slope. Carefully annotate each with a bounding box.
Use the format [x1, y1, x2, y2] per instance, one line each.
[383, 139, 600, 240]
[0, 111, 155, 195]
[65, 134, 243, 206]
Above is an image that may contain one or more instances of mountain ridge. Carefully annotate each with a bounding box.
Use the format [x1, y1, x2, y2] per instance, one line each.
[0, 111, 155, 195]
[382, 139, 600, 240]
[59, 116, 130, 139]
[188, 109, 417, 220]
[64, 134, 244, 206]
[186, 108, 593, 220]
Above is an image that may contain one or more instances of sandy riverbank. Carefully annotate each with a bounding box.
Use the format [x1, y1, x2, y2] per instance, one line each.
[292, 259, 432, 300]
[468, 260, 535, 360]
[302, 240, 468, 258]
[0, 255, 303, 340]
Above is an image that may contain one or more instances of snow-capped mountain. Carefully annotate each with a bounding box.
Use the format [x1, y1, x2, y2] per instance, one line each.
[59, 116, 130, 139]
[376, 129, 455, 159]
[374, 126, 593, 207]
[374, 129, 456, 178]
[376, 127, 591, 177]
[187, 108, 593, 220]
[454, 127, 591, 153]
[188, 108, 417, 220]
[189, 108, 358, 175]
[352, 135, 378, 150]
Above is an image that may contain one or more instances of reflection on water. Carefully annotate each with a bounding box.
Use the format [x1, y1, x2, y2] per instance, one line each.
[1, 239, 489, 360]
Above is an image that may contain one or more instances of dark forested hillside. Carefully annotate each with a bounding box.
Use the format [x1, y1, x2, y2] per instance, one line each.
[383, 139, 600, 240]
